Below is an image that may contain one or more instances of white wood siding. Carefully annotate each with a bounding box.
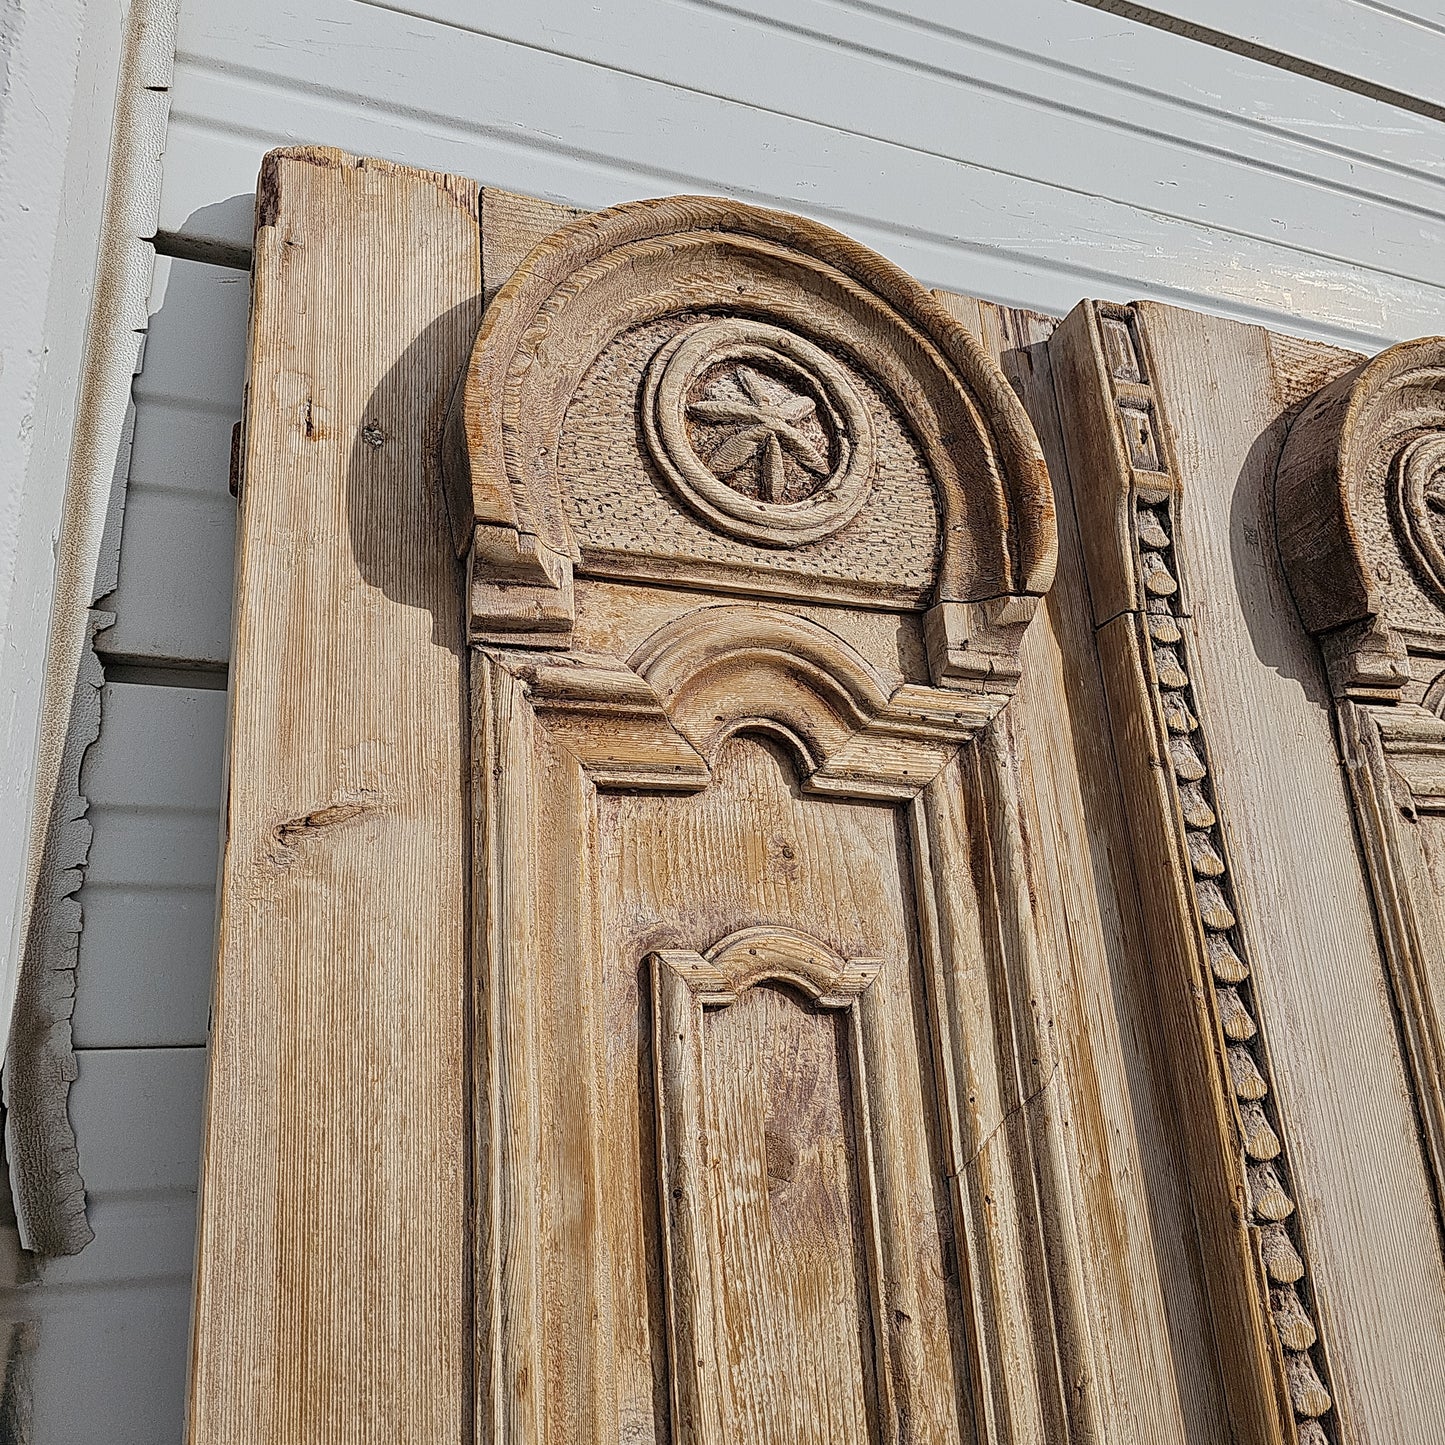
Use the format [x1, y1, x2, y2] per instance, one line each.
[12, 1, 1444, 1439]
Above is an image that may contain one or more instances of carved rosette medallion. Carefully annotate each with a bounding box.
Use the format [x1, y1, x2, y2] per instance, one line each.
[1393, 430, 1445, 604]
[642, 318, 876, 546]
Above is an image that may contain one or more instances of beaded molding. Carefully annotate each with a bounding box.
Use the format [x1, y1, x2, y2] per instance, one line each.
[1137, 496, 1335, 1442]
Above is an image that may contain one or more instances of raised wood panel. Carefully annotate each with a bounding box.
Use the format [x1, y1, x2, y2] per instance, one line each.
[616, 742, 967, 1445]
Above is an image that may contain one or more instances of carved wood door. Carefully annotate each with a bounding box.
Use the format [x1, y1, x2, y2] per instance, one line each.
[188, 148, 1445, 1445]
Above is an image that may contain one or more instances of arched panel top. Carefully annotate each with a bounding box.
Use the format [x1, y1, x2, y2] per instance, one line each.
[444, 195, 1055, 623]
[652, 926, 882, 1009]
[1276, 336, 1445, 699]
[630, 604, 891, 771]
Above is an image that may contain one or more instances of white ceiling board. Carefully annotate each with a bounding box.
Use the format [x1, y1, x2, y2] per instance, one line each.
[851, 0, 1445, 178]
[357, 0, 1445, 257]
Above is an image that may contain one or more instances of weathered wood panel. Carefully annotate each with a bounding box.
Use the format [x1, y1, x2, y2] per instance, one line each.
[188, 149, 480, 1442]
[957, 296, 1228, 1444]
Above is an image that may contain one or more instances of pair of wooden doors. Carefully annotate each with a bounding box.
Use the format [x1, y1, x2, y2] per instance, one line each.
[189, 148, 1445, 1444]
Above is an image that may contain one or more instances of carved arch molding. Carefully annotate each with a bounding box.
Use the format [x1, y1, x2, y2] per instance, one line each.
[189, 149, 1445, 1445]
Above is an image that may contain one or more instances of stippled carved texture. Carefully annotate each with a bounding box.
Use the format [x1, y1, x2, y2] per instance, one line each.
[558, 312, 939, 603]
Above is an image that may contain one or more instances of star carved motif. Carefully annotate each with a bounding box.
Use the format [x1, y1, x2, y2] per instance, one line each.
[688, 366, 831, 502]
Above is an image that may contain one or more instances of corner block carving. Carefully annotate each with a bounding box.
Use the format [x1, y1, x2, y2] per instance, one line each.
[1276, 337, 1445, 703]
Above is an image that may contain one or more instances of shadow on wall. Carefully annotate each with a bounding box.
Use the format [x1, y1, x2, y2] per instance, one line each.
[343, 300, 474, 653]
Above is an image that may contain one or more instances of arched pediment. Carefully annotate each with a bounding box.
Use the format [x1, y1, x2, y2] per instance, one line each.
[630, 604, 891, 770]
[651, 926, 882, 1009]
[1277, 337, 1445, 699]
[444, 195, 1055, 668]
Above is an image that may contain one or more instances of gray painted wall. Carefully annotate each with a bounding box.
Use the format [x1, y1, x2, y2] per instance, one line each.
[10, 1, 1445, 1439]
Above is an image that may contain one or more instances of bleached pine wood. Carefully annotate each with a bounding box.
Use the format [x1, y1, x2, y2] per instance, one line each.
[188, 148, 480, 1442]
[1275, 331, 1445, 1313]
[458, 186, 1103, 1445]
[953, 295, 1230, 1444]
[1052, 297, 1445, 1445]
[203, 157, 1445, 1445]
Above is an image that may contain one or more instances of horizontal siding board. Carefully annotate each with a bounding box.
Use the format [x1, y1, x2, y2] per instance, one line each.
[131, 256, 250, 407]
[2, 1048, 205, 1445]
[104, 255, 245, 665]
[1134, 0, 1445, 111]
[15, 1278, 194, 1445]
[73, 882, 214, 1048]
[161, 58, 1445, 347]
[851, 0, 1445, 178]
[73, 683, 225, 1048]
[103, 486, 237, 666]
[67, 1047, 206, 1198]
[347, 0, 1445, 267]
[80, 681, 227, 810]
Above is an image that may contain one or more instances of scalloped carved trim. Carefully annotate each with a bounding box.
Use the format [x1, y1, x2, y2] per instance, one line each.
[1053, 298, 1339, 1444]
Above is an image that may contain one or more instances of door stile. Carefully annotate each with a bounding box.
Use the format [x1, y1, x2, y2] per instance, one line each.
[471, 650, 622, 1445]
[471, 655, 544, 1445]
[1334, 699, 1445, 1206]
[189, 147, 479, 1445]
[1051, 300, 1334, 1445]
[910, 737, 1103, 1445]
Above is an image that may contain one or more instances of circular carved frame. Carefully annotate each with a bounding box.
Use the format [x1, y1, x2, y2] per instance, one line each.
[641, 318, 876, 545]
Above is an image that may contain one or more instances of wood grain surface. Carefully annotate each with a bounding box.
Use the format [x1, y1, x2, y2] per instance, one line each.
[189, 148, 479, 1443]
[202, 161, 1445, 1445]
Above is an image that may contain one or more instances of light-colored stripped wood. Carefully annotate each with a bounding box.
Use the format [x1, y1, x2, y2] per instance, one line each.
[188, 148, 480, 1443]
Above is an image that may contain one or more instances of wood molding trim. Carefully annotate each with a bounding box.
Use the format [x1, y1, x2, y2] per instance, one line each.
[460, 191, 1101, 1445]
[443, 194, 1056, 673]
[1052, 299, 1335, 1445]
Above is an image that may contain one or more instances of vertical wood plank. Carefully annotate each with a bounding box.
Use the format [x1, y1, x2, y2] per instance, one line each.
[951, 293, 1227, 1445]
[189, 147, 480, 1444]
[1142, 303, 1445, 1441]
